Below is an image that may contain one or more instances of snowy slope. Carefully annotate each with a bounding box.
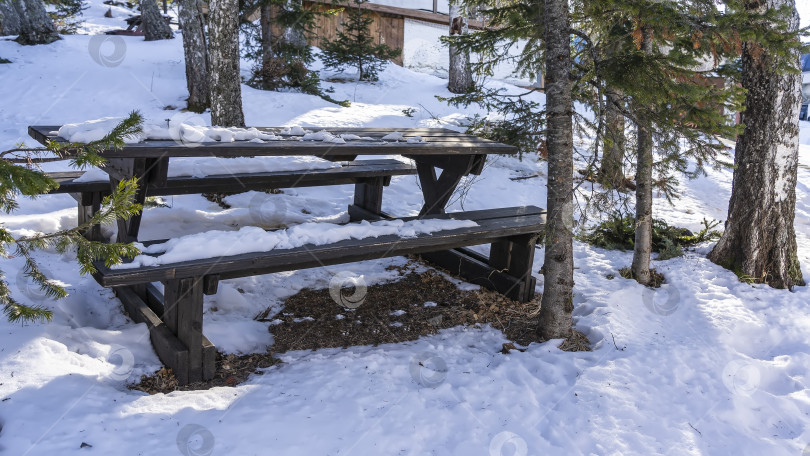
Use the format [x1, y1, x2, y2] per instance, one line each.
[1, 7, 810, 456]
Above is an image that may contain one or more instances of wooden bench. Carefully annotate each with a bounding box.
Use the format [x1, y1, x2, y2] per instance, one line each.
[93, 206, 545, 384]
[44, 159, 416, 241]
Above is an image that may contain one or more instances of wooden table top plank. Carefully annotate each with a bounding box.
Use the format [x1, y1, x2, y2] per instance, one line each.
[28, 126, 518, 157]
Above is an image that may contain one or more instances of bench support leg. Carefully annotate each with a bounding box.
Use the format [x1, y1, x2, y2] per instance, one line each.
[419, 234, 538, 303]
[350, 177, 386, 221]
[162, 277, 215, 383]
[77, 191, 103, 242]
[489, 234, 538, 302]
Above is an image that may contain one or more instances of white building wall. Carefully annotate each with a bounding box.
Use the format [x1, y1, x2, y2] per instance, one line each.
[370, 0, 450, 14]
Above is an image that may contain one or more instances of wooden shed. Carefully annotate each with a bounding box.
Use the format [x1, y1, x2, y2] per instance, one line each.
[301, 1, 487, 67]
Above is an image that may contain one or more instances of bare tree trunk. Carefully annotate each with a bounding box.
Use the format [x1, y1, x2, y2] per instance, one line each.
[259, 3, 277, 90]
[0, 1, 23, 36]
[260, 4, 275, 62]
[630, 28, 654, 286]
[598, 88, 626, 189]
[141, 0, 173, 41]
[538, 0, 574, 340]
[208, 0, 245, 126]
[177, 0, 208, 112]
[11, 0, 59, 45]
[448, 3, 473, 94]
[708, 0, 804, 289]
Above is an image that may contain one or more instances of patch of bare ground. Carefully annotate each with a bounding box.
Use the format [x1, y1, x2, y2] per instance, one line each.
[133, 261, 590, 393]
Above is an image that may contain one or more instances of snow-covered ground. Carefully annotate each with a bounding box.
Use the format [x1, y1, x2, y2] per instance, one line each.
[1, 6, 810, 455]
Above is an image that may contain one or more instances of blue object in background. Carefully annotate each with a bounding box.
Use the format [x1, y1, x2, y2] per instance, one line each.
[801, 104, 808, 121]
[802, 54, 810, 73]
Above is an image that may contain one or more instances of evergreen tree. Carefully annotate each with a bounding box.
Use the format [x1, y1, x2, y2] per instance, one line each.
[320, 0, 400, 81]
[178, 0, 209, 112]
[209, 0, 245, 126]
[11, 0, 60, 45]
[708, 0, 807, 289]
[0, 1, 23, 37]
[244, 0, 320, 92]
[448, 1, 474, 93]
[540, 0, 575, 340]
[43, 0, 86, 34]
[141, 0, 173, 41]
[0, 113, 145, 323]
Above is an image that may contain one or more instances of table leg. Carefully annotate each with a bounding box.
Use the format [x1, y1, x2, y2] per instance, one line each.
[106, 157, 169, 243]
[111, 176, 149, 243]
[414, 155, 479, 216]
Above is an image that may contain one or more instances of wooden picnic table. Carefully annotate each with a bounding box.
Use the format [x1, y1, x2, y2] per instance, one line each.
[27, 125, 540, 385]
[28, 126, 519, 242]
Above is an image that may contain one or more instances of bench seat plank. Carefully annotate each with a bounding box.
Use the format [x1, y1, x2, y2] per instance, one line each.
[94, 206, 545, 287]
[43, 159, 416, 196]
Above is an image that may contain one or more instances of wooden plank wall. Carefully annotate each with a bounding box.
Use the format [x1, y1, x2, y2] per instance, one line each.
[305, 2, 405, 66]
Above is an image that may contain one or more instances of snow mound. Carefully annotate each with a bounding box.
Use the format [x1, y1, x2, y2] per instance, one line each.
[57, 117, 283, 144]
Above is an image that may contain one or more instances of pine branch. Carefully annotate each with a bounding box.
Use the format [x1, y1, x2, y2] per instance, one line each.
[0, 113, 145, 323]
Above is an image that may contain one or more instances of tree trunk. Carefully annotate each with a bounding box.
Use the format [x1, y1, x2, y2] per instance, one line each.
[708, 0, 804, 289]
[538, 0, 574, 340]
[259, 4, 277, 90]
[630, 28, 654, 286]
[177, 0, 209, 112]
[11, 0, 59, 45]
[448, 3, 473, 94]
[141, 0, 173, 41]
[260, 4, 275, 61]
[208, 0, 245, 126]
[598, 88, 626, 189]
[0, 1, 23, 36]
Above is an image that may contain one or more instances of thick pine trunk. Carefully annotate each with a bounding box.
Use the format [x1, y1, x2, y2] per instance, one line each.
[448, 3, 473, 94]
[538, 0, 574, 340]
[11, 0, 59, 45]
[177, 0, 208, 112]
[631, 29, 654, 286]
[141, 0, 174, 41]
[708, 0, 804, 289]
[0, 1, 23, 36]
[598, 88, 626, 189]
[208, 0, 245, 127]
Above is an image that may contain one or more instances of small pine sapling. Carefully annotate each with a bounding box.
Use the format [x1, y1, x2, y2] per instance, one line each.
[320, 0, 401, 81]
